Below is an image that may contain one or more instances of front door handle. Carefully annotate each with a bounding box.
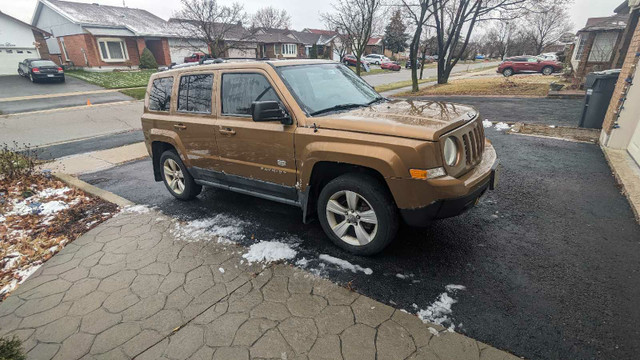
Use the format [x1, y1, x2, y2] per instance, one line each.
[219, 127, 236, 136]
[174, 124, 187, 130]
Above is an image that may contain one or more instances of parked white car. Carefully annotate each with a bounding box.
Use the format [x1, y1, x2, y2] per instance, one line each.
[364, 54, 389, 65]
[538, 53, 559, 61]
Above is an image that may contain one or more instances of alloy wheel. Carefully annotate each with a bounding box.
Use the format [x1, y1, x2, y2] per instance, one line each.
[543, 67, 553, 75]
[325, 190, 378, 246]
[163, 158, 185, 195]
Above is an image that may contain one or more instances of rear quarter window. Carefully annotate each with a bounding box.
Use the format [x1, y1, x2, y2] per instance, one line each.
[149, 77, 174, 112]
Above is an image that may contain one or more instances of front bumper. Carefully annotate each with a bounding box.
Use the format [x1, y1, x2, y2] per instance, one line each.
[397, 146, 499, 227]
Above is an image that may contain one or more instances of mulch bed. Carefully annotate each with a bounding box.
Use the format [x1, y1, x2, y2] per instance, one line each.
[0, 173, 118, 300]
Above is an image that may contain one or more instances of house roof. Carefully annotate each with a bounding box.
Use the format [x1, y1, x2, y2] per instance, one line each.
[254, 28, 335, 46]
[34, 0, 174, 37]
[1, 10, 51, 36]
[579, 14, 628, 32]
[303, 28, 338, 36]
[367, 37, 383, 46]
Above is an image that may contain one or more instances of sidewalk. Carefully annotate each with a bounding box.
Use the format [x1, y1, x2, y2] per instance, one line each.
[42, 142, 148, 175]
[0, 208, 520, 360]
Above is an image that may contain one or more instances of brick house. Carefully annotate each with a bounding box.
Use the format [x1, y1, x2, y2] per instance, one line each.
[256, 28, 336, 60]
[571, 4, 629, 82]
[365, 37, 384, 55]
[31, 0, 173, 70]
[600, 0, 640, 217]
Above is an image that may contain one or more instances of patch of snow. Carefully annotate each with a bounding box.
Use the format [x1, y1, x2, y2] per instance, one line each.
[0, 215, 6, 223]
[494, 122, 511, 131]
[38, 187, 71, 198]
[415, 284, 466, 329]
[396, 273, 407, 279]
[17, 264, 41, 284]
[482, 119, 493, 128]
[122, 205, 151, 214]
[218, 267, 225, 273]
[318, 254, 373, 275]
[242, 241, 297, 264]
[171, 214, 248, 243]
[0, 280, 18, 297]
[428, 327, 440, 336]
[295, 257, 309, 267]
[39, 201, 69, 215]
[549, 125, 556, 128]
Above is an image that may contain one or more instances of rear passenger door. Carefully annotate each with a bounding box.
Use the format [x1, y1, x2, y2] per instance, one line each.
[214, 70, 297, 201]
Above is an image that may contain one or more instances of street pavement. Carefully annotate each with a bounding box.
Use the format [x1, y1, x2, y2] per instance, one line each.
[79, 97, 640, 360]
[0, 101, 143, 149]
[362, 61, 501, 87]
[0, 75, 132, 114]
[0, 209, 520, 360]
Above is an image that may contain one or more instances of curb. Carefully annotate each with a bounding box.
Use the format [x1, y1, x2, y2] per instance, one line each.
[600, 147, 640, 223]
[53, 172, 134, 207]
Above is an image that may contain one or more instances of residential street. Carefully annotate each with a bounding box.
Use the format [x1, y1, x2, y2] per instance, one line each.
[362, 61, 501, 87]
[0, 101, 143, 149]
[0, 75, 133, 114]
[80, 97, 640, 360]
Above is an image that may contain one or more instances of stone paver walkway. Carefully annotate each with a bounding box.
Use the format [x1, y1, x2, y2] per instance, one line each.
[0, 210, 520, 360]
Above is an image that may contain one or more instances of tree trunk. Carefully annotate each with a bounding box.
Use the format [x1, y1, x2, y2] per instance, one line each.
[419, 46, 427, 80]
[409, 26, 422, 92]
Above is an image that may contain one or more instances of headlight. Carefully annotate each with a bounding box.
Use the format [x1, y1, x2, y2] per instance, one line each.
[443, 137, 458, 166]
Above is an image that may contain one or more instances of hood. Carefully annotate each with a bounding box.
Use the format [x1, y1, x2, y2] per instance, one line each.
[313, 99, 478, 141]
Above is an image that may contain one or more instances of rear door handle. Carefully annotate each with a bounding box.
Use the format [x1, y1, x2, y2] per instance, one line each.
[174, 124, 187, 130]
[219, 127, 236, 136]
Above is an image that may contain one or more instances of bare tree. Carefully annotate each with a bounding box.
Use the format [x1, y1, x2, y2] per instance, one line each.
[173, 0, 252, 58]
[401, 0, 433, 91]
[482, 20, 517, 59]
[429, 0, 528, 84]
[251, 6, 292, 29]
[524, 1, 573, 55]
[330, 32, 354, 60]
[323, 0, 382, 76]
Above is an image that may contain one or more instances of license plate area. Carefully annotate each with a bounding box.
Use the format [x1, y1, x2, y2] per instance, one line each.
[47, 74, 54, 77]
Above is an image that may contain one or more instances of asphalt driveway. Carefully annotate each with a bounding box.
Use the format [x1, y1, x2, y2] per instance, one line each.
[0, 75, 132, 114]
[80, 97, 640, 360]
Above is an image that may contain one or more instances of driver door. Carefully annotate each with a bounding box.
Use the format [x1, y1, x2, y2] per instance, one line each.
[214, 69, 297, 201]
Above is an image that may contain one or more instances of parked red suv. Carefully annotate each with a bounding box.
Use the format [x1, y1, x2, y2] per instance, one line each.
[497, 56, 563, 77]
[342, 54, 369, 67]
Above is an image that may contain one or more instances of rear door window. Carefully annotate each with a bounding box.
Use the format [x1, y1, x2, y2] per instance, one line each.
[221, 73, 281, 116]
[178, 74, 214, 114]
[149, 77, 174, 112]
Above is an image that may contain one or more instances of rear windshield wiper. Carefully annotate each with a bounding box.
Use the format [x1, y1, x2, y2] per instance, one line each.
[310, 103, 367, 116]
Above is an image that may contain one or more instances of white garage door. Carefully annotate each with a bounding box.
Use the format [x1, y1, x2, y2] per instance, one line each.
[0, 48, 38, 75]
[227, 48, 256, 58]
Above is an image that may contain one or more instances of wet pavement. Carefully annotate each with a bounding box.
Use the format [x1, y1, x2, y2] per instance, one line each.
[81, 101, 640, 360]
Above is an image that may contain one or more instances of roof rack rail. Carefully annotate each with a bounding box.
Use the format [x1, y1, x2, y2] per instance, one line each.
[158, 57, 272, 72]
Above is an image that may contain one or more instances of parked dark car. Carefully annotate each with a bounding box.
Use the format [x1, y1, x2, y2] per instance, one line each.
[497, 56, 563, 77]
[380, 60, 401, 71]
[18, 59, 65, 83]
[405, 59, 422, 69]
[342, 54, 369, 67]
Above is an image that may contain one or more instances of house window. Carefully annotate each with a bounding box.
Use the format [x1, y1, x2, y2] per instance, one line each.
[282, 44, 297, 57]
[574, 34, 587, 61]
[97, 38, 129, 62]
[588, 32, 618, 63]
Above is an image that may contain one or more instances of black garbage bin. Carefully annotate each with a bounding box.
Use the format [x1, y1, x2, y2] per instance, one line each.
[578, 69, 621, 129]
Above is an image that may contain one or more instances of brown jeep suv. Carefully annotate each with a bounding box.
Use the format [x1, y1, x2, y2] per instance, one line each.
[142, 59, 499, 255]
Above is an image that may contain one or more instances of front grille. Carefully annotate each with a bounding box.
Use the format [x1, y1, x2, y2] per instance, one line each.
[442, 117, 485, 177]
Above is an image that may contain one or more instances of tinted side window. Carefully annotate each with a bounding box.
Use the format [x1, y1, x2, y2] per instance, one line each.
[221, 73, 280, 116]
[178, 74, 213, 113]
[149, 77, 173, 112]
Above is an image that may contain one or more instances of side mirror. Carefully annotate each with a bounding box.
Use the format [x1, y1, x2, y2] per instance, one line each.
[251, 101, 292, 125]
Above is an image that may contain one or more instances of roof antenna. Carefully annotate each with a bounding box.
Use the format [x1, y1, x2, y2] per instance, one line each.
[123, 0, 126, 7]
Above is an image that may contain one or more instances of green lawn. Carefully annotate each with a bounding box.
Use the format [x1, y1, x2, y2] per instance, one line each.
[66, 69, 156, 89]
[119, 88, 146, 100]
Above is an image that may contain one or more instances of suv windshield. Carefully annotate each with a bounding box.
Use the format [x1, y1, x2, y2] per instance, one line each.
[277, 63, 382, 116]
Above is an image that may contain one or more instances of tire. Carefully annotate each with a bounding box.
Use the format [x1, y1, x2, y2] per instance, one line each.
[18, 69, 24, 77]
[542, 66, 554, 75]
[29, 73, 36, 83]
[502, 68, 514, 77]
[317, 173, 399, 256]
[159, 150, 202, 200]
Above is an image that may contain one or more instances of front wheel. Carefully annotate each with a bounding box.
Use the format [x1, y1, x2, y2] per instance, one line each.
[317, 173, 399, 256]
[502, 68, 514, 77]
[160, 150, 202, 200]
[542, 66, 554, 75]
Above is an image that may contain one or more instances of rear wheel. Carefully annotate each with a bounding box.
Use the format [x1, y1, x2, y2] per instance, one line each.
[542, 66, 554, 75]
[160, 150, 202, 200]
[18, 69, 24, 77]
[317, 173, 398, 256]
[502, 68, 514, 77]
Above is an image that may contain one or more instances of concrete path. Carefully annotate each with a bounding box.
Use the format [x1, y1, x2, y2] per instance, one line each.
[0, 209, 519, 360]
[43, 142, 148, 175]
[0, 101, 143, 148]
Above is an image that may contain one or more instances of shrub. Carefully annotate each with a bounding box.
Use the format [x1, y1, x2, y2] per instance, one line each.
[0, 143, 39, 180]
[0, 336, 26, 360]
[139, 48, 158, 69]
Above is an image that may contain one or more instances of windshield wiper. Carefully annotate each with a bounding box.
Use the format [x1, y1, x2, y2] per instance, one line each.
[310, 103, 367, 116]
[367, 97, 386, 105]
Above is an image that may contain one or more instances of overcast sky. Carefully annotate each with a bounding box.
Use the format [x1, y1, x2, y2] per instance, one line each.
[2, 0, 623, 33]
